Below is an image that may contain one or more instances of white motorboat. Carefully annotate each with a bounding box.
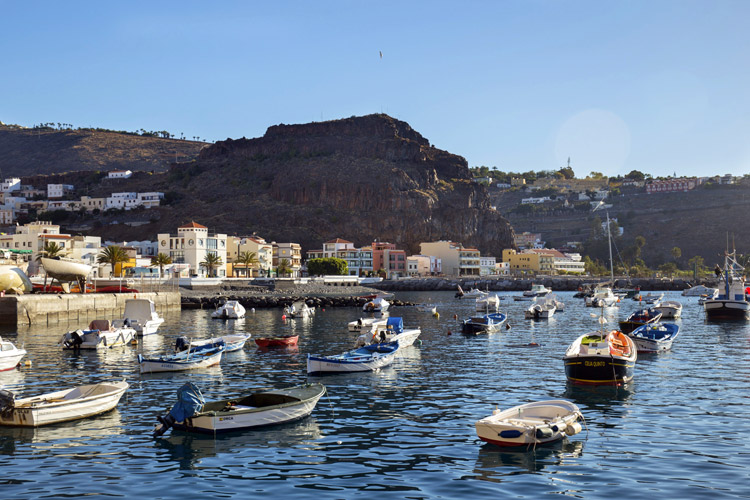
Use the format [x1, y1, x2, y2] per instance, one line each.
[462, 312, 507, 335]
[118, 298, 165, 335]
[584, 286, 618, 307]
[284, 300, 315, 318]
[523, 284, 552, 298]
[524, 297, 557, 319]
[347, 317, 388, 333]
[0, 336, 26, 371]
[682, 284, 719, 297]
[0, 380, 129, 427]
[355, 317, 421, 348]
[476, 293, 500, 312]
[704, 251, 750, 320]
[475, 400, 584, 447]
[363, 295, 390, 313]
[153, 382, 326, 436]
[638, 292, 664, 304]
[211, 300, 246, 319]
[463, 288, 488, 298]
[653, 300, 682, 319]
[59, 320, 136, 350]
[416, 304, 438, 314]
[564, 330, 637, 385]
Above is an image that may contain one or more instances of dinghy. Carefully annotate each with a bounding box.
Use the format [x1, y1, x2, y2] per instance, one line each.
[653, 300, 682, 319]
[0, 381, 128, 427]
[475, 400, 584, 447]
[627, 322, 680, 352]
[154, 382, 326, 437]
[354, 317, 420, 348]
[176, 335, 250, 353]
[307, 341, 398, 375]
[254, 335, 299, 348]
[462, 312, 507, 335]
[138, 341, 225, 374]
[152, 382, 326, 436]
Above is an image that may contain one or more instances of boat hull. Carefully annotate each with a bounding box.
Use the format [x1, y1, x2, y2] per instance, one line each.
[704, 300, 750, 320]
[0, 381, 128, 427]
[564, 355, 634, 385]
[255, 336, 298, 348]
[60, 328, 136, 350]
[307, 351, 396, 374]
[138, 351, 223, 374]
[0, 351, 26, 371]
[172, 384, 326, 434]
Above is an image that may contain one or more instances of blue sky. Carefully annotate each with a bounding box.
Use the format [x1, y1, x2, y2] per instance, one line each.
[1, 1, 748, 178]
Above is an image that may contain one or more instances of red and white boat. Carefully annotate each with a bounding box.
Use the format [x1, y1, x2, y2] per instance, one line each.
[255, 335, 299, 348]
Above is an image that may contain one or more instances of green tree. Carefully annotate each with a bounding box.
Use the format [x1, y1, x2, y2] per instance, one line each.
[200, 253, 223, 277]
[307, 257, 348, 276]
[276, 258, 292, 277]
[236, 251, 259, 277]
[97, 245, 130, 277]
[671, 247, 682, 262]
[150, 253, 172, 278]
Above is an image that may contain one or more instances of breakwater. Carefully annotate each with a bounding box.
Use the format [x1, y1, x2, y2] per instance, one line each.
[181, 294, 413, 310]
[368, 276, 712, 292]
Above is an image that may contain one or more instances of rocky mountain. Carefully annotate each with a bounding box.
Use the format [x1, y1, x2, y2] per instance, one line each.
[37, 114, 516, 256]
[0, 123, 206, 176]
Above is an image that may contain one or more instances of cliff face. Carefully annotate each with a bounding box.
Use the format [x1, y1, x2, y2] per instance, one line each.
[177, 114, 515, 256]
[0, 125, 206, 176]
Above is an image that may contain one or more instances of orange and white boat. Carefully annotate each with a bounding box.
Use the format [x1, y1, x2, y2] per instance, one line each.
[563, 330, 636, 386]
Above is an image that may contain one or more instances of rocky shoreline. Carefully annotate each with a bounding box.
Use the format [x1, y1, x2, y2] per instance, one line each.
[179, 276, 715, 310]
[368, 276, 716, 293]
[179, 282, 412, 310]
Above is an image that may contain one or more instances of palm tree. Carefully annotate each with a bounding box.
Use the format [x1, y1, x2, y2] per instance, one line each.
[276, 258, 291, 277]
[97, 245, 130, 277]
[36, 241, 67, 261]
[151, 253, 172, 278]
[200, 253, 223, 277]
[236, 251, 258, 277]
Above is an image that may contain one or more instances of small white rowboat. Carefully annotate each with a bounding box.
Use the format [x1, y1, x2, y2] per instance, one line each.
[475, 400, 584, 447]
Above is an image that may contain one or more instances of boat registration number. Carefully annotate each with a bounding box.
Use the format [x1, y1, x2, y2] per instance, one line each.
[585, 361, 606, 367]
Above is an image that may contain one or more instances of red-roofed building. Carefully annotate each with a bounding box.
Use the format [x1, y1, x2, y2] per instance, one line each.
[158, 222, 227, 277]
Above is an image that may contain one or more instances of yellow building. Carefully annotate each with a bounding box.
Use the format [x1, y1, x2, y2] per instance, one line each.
[501, 249, 555, 275]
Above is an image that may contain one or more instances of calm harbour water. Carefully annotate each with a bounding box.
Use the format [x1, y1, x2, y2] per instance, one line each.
[1, 290, 749, 499]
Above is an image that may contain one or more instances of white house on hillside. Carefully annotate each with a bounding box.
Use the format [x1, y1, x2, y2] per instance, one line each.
[108, 170, 133, 179]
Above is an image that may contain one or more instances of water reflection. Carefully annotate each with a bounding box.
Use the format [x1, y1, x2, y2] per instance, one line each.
[154, 418, 324, 470]
[473, 440, 585, 478]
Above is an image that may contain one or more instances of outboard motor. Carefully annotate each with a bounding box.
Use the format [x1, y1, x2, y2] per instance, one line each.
[0, 389, 15, 418]
[175, 336, 190, 352]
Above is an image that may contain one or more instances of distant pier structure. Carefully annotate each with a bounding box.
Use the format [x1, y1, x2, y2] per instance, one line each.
[0, 292, 181, 326]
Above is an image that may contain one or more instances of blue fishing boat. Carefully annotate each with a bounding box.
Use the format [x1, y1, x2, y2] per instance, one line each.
[138, 340, 225, 374]
[618, 308, 661, 333]
[461, 312, 507, 335]
[627, 322, 680, 353]
[307, 341, 399, 375]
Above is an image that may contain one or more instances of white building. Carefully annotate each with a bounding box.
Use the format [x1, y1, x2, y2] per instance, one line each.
[157, 221, 227, 277]
[105, 240, 158, 258]
[107, 170, 133, 179]
[495, 261, 510, 275]
[306, 238, 373, 276]
[47, 184, 75, 199]
[1, 178, 21, 192]
[137, 192, 164, 208]
[521, 196, 552, 204]
[419, 241, 479, 276]
[0, 221, 68, 274]
[480, 256, 497, 276]
[106, 192, 139, 210]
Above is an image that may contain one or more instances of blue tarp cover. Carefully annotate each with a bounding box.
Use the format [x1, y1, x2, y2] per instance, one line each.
[169, 382, 205, 422]
[386, 317, 404, 334]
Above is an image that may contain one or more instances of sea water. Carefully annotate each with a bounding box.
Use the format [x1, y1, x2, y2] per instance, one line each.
[1, 291, 749, 499]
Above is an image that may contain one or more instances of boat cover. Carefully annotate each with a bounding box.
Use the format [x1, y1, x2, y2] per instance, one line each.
[386, 317, 404, 334]
[169, 382, 205, 421]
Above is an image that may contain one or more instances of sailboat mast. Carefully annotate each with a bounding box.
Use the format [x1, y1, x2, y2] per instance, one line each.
[607, 211, 614, 283]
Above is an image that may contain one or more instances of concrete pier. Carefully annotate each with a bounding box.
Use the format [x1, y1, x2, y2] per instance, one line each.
[0, 292, 181, 326]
